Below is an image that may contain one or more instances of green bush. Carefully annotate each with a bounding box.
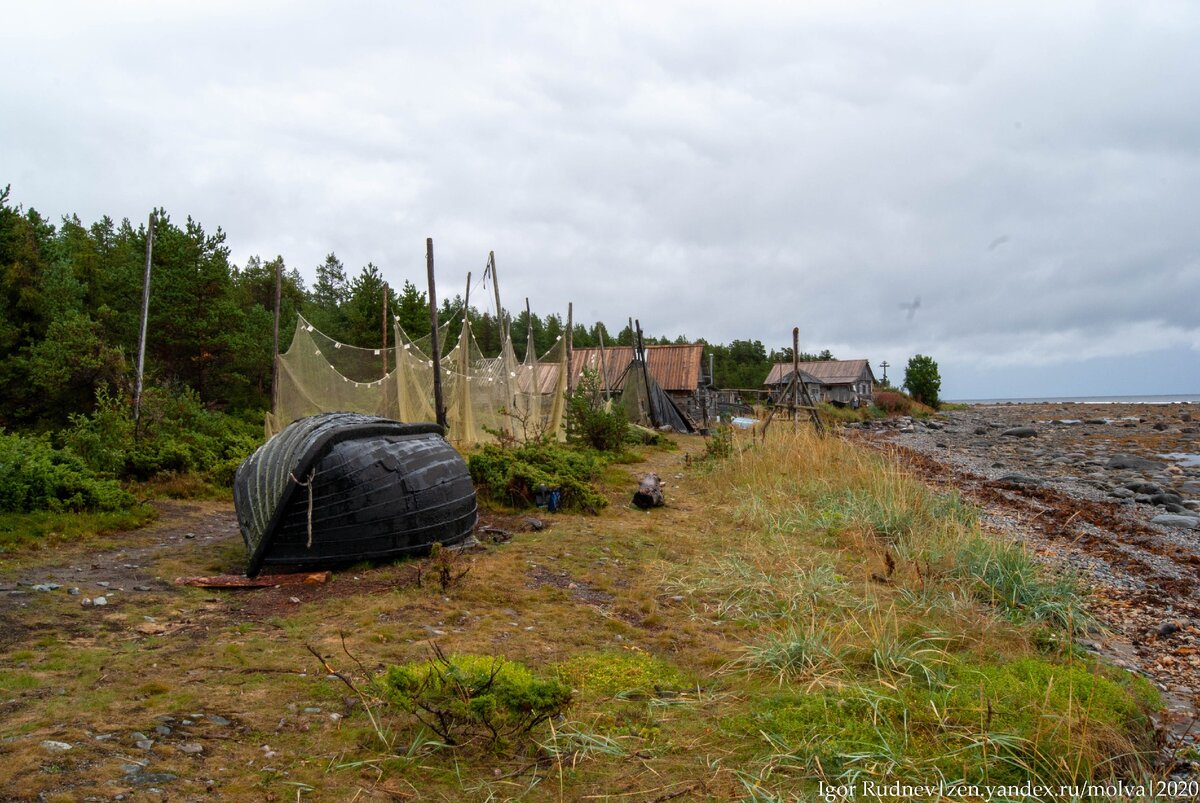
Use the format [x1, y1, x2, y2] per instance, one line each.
[383, 652, 572, 748]
[704, 425, 733, 460]
[0, 431, 133, 513]
[62, 385, 262, 485]
[468, 441, 607, 513]
[566, 369, 629, 452]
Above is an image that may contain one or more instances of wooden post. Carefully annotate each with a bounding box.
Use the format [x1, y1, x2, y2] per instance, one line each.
[635, 319, 657, 427]
[426, 238, 447, 430]
[271, 256, 281, 406]
[488, 251, 505, 343]
[792, 327, 800, 433]
[133, 211, 155, 431]
[525, 298, 533, 360]
[463, 271, 472, 319]
[565, 302, 574, 397]
[381, 282, 389, 376]
[597, 327, 611, 400]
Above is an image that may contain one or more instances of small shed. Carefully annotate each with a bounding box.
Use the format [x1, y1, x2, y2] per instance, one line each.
[571, 343, 709, 426]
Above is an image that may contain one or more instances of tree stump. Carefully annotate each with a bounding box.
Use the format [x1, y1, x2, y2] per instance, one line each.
[633, 473, 665, 509]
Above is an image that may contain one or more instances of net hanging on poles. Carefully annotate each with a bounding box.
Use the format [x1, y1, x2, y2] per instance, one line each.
[268, 313, 567, 448]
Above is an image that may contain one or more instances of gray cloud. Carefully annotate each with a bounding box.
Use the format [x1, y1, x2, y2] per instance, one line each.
[2, 1, 1198, 398]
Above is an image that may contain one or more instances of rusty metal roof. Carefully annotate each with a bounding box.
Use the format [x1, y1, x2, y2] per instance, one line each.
[764, 359, 875, 386]
[571, 344, 705, 392]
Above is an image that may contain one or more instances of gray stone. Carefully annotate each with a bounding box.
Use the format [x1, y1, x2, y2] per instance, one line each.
[1152, 514, 1200, 529]
[998, 473, 1043, 486]
[1001, 427, 1038, 438]
[93, 596, 108, 606]
[1150, 492, 1184, 506]
[206, 714, 231, 726]
[31, 583, 61, 592]
[136, 739, 154, 750]
[178, 742, 204, 755]
[1107, 455, 1166, 471]
[129, 770, 179, 786]
[1108, 488, 1135, 499]
[41, 740, 72, 752]
[1125, 482, 1163, 495]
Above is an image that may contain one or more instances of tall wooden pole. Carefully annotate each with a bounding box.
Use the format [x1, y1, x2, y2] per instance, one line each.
[792, 327, 800, 433]
[565, 302, 574, 397]
[271, 256, 281, 406]
[597, 327, 610, 400]
[426, 238, 447, 430]
[381, 282, 389, 376]
[635, 319, 656, 427]
[488, 251, 505, 343]
[133, 211, 155, 430]
[525, 298, 533, 360]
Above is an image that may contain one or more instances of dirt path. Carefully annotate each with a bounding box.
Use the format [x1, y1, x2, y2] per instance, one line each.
[856, 403, 1200, 759]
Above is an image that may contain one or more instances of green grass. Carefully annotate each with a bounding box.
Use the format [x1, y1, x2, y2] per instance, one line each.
[554, 650, 687, 698]
[0, 427, 1165, 801]
[733, 653, 1159, 794]
[0, 504, 156, 554]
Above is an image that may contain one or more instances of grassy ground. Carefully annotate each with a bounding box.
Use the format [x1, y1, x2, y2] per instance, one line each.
[0, 429, 1163, 801]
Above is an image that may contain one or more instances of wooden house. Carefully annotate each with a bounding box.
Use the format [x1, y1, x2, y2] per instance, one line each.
[763, 359, 876, 407]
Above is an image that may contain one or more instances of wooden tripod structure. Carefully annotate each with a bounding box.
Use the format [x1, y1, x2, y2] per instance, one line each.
[759, 327, 824, 438]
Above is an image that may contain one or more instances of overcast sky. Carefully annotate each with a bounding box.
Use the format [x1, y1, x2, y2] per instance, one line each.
[3, 1, 1198, 399]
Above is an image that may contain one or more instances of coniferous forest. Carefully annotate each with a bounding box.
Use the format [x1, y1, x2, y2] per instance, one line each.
[0, 186, 822, 508]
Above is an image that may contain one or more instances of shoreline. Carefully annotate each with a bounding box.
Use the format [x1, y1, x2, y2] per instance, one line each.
[859, 402, 1200, 759]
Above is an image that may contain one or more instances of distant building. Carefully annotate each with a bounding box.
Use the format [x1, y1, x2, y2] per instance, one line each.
[571, 343, 709, 425]
[763, 359, 877, 407]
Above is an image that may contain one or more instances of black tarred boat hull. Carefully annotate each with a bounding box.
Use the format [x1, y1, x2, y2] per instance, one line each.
[234, 414, 477, 576]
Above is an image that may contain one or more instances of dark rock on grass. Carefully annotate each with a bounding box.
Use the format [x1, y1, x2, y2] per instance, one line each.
[1150, 493, 1185, 507]
[1108, 455, 1166, 471]
[1126, 482, 1164, 495]
[1001, 426, 1038, 438]
[973, 426, 988, 435]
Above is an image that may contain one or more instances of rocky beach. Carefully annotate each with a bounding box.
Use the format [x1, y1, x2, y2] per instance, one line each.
[859, 402, 1200, 761]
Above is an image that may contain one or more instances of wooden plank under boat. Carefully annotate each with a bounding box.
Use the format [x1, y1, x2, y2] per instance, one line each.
[234, 413, 477, 577]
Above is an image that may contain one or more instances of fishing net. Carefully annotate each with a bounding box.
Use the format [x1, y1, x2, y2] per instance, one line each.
[268, 314, 567, 448]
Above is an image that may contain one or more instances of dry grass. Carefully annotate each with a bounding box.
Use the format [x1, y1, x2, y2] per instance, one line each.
[0, 428, 1163, 801]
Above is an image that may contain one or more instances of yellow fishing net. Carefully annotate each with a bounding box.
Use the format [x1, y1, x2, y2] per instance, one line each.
[268, 314, 567, 448]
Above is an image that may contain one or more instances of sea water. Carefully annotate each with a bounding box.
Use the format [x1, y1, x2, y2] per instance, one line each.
[952, 394, 1200, 405]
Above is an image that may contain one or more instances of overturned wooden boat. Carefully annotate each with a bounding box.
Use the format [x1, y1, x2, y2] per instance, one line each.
[234, 413, 477, 577]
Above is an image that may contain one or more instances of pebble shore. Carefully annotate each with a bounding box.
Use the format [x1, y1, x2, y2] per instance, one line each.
[858, 401, 1200, 763]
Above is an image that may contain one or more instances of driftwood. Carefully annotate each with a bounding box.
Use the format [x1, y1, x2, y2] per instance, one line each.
[175, 571, 331, 589]
[633, 473, 665, 510]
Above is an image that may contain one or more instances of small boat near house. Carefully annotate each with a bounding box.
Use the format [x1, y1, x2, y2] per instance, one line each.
[234, 412, 477, 577]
